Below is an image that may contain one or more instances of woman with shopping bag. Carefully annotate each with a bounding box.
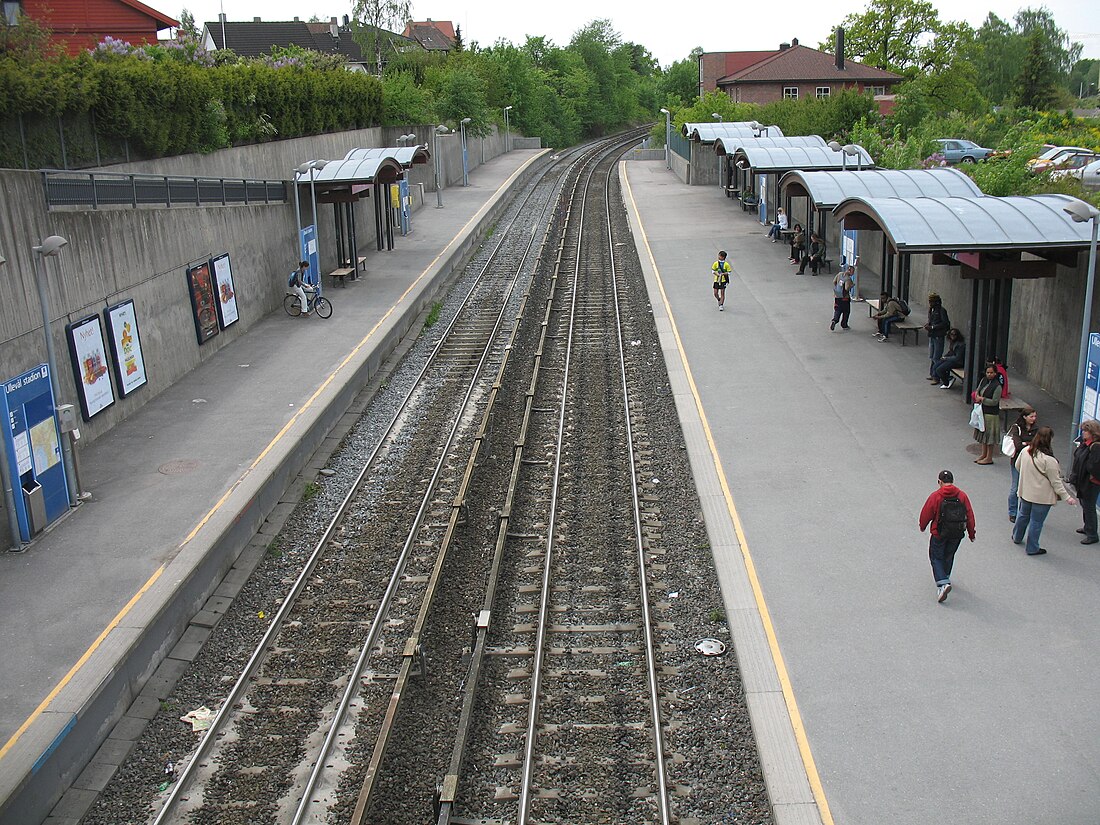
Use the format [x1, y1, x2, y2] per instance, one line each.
[972, 364, 1002, 465]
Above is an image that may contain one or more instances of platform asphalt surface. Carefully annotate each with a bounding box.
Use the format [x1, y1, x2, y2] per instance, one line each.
[623, 159, 1100, 824]
[0, 149, 544, 821]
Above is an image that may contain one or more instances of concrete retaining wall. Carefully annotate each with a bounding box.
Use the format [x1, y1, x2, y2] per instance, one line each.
[0, 125, 510, 552]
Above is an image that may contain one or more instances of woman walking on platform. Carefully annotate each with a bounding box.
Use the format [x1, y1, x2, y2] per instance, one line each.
[1012, 426, 1076, 556]
[1006, 407, 1038, 522]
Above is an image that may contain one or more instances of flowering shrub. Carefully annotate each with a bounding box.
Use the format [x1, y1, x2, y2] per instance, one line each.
[89, 36, 150, 60]
[921, 152, 948, 168]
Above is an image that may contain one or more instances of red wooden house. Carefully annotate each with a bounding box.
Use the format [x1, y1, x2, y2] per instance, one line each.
[13, 0, 178, 55]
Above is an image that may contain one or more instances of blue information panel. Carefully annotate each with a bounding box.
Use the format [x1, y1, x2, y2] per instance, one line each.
[1081, 332, 1100, 426]
[299, 225, 321, 291]
[1, 364, 69, 540]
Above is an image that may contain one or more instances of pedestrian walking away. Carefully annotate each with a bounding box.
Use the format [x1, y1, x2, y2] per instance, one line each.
[1012, 426, 1077, 556]
[288, 259, 311, 315]
[1068, 419, 1100, 544]
[830, 265, 855, 331]
[711, 250, 731, 311]
[918, 469, 976, 603]
[923, 293, 951, 380]
[1005, 406, 1037, 522]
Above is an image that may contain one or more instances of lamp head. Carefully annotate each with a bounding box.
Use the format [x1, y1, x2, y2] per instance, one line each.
[436, 124, 450, 134]
[711, 112, 721, 120]
[659, 107, 669, 114]
[842, 144, 859, 156]
[1064, 200, 1100, 223]
[749, 120, 761, 130]
[34, 235, 68, 257]
[504, 105, 512, 112]
[313, 159, 328, 170]
[827, 140, 842, 152]
[461, 117, 472, 124]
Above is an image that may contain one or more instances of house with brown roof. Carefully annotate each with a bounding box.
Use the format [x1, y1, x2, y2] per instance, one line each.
[700, 33, 902, 108]
[401, 19, 455, 52]
[9, 0, 177, 55]
[201, 16, 417, 72]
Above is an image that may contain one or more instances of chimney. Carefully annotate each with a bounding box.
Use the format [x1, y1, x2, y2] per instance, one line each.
[330, 16, 338, 37]
[791, 37, 798, 47]
[253, 16, 261, 22]
[293, 16, 299, 21]
[835, 27, 845, 71]
[779, 42, 790, 51]
[218, 11, 225, 22]
[342, 14, 349, 26]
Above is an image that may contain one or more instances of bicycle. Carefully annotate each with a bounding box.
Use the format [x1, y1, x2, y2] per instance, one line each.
[284, 285, 332, 318]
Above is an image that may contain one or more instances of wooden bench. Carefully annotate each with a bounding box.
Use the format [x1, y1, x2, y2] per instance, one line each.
[329, 266, 354, 287]
[740, 194, 759, 212]
[894, 321, 923, 346]
[357, 255, 367, 273]
[865, 297, 882, 317]
[724, 185, 741, 199]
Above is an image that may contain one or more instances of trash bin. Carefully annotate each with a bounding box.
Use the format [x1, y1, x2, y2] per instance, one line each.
[22, 479, 45, 536]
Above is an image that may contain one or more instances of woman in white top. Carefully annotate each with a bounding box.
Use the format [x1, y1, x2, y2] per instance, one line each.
[766, 207, 788, 241]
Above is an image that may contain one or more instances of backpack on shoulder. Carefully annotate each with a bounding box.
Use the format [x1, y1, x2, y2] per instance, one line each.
[937, 496, 967, 540]
[896, 298, 911, 316]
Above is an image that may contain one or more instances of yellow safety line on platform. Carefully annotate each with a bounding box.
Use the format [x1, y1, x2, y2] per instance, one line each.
[0, 181, 502, 764]
[622, 170, 835, 825]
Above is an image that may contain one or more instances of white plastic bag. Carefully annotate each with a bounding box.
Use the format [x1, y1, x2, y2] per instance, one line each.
[970, 403, 985, 432]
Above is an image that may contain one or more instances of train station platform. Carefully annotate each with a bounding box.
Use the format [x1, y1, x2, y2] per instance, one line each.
[0, 148, 546, 825]
[621, 159, 1100, 825]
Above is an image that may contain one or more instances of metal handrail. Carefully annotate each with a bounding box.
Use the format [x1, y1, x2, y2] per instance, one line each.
[40, 169, 288, 210]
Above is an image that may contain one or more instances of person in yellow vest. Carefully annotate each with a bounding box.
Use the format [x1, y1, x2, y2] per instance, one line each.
[711, 251, 731, 311]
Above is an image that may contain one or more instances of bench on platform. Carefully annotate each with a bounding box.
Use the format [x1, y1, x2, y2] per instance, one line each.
[894, 321, 923, 346]
[329, 266, 354, 287]
[357, 256, 367, 272]
[724, 185, 741, 199]
[865, 297, 882, 317]
[740, 193, 759, 212]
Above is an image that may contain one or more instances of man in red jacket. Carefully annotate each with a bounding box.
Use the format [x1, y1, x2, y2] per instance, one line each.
[919, 470, 976, 603]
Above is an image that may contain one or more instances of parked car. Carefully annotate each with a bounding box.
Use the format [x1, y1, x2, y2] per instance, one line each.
[1027, 146, 1097, 173]
[1077, 158, 1100, 190]
[1048, 153, 1100, 179]
[934, 139, 994, 164]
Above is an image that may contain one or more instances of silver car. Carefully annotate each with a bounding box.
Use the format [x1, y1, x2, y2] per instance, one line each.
[934, 139, 994, 164]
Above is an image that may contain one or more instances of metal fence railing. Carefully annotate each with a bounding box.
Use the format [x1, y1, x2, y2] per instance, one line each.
[41, 171, 288, 210]
[670, 129, 691, 161]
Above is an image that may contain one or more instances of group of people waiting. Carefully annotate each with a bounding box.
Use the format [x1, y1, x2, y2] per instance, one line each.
[765, 208, 826, 276]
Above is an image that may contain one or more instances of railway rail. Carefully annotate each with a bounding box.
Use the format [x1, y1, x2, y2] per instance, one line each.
[82, 131, 774, 825]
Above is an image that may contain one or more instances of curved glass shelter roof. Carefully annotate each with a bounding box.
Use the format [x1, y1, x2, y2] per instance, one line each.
[780, 168, 983, 209]
[732, 144, 874, 173]
[344, 146, 430, 167]
[683, 122, 784, 142]
[307, 156, 405, 191]
[714, 135, 826, 156]
[833, 194, 1094, 253]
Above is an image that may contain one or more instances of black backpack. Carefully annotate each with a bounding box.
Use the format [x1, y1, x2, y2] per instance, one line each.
[896, 298, 911, 316]
[938, 496, 967, 540]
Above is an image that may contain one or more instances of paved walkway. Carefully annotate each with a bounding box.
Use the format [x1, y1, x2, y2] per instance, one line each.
[623, 159, 1100, 825]
[0, 149, 544, 823]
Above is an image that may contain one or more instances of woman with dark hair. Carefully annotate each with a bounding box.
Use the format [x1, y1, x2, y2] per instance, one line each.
[1012, 426, 1077, 556]
[972, 363, 1003, 465]
[932, 329, 965, 387]
[788, 224, 804, 265]
[1069, 419, 1100, 544]
[1006, 407, 1038, 522]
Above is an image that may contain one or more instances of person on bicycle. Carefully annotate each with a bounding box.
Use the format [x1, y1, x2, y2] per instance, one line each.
[289, 260, 311, 315]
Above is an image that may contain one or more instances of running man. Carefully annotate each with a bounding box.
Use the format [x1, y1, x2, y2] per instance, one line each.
[712, 250, 731, 311]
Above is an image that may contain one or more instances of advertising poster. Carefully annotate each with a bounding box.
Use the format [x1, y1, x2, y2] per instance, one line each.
[186, 261, 220, 345]
[210, 253, 239, 329]
[105, 299, 148, 397]
[65, 314, 115, 420]
[1082, 333, 1100, 424]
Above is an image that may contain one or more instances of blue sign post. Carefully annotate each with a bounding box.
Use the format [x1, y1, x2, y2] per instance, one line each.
[1, 364, 70, 540]
[299, 225, 321, 291]
[1081, 332, 1100, 426]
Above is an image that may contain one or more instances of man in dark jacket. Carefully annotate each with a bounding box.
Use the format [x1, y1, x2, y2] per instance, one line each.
[797, 233, 824, 275]
[923, 293, 951, 381]
[919, 470, 976, 603]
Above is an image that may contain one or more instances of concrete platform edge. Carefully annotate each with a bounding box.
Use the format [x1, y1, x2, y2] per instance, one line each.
[0, 150, 549, 825]
[619, 163, 824, 825]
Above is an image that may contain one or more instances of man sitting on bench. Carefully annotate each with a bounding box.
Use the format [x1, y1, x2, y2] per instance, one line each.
[871, 292, 910, 342]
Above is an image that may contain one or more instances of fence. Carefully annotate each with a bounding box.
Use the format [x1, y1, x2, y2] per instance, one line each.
[0, 112, 144, 171]
[41, 171, 288, 210]
[670, 129, 691, 162]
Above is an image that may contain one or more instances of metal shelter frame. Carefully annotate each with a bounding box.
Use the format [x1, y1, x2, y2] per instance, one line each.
[833, 193, 1095, 398]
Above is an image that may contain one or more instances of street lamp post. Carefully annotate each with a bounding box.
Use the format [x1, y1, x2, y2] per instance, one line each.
[1067, 199, 1100, 448]
[504, 106, 513, 153]
[30, 235, 79, 506]
[434, 124, 450, 208]
[294, 160, 327, 274]
[460, 117, 472, 186]
[291, 168, 302, 257]
[843, 143, 863, 172]
[749, 120, 769, 138]
[659, 108, 671, 170]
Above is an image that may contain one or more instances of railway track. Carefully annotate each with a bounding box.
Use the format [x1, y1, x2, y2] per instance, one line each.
[83, 131, 774, 825]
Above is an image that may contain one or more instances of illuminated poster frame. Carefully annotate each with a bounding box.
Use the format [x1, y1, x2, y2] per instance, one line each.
[65, 314, 116, 420]
[186, 260, 220, 345]
[104, 299, 148, 397]
[210, 252, 240, 329]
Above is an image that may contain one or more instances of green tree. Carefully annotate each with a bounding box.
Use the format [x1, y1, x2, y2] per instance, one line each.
[177, 9, 199, 38]
[657, 55, 698, 106]
[824, 0, 942, 74]
[351, 0, 411, 74]
[1016, 28, 1063, 111]
[1068, 59, 1099, 98]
